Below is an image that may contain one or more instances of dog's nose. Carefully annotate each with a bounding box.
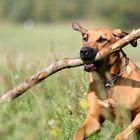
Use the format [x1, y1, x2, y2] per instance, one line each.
[80, 46, 98, 62]
[80, 47, 89, 56]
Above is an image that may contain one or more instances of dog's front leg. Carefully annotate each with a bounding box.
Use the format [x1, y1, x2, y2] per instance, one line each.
[73, 91, 103, 140]
[115, 112, 140, 140]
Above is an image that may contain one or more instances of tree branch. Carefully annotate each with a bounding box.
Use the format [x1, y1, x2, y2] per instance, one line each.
[0, 28, 140, 103]
[95, 28, 140, 60]
[0, 58, 83, 103]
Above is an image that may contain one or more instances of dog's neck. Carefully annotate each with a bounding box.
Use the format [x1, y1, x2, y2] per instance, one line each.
[97, 50, 128, 87]
[107, 50, 127, 75]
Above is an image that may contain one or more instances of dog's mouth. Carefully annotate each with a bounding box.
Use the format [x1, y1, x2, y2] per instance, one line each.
[84, 61, 101, 72]
[79, 46, 103, 72]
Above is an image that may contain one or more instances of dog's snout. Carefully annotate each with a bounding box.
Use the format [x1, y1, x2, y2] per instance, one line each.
[80, 46, 98, 62]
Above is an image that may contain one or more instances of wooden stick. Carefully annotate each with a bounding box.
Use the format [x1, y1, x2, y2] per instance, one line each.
[0, 58, 83, 103]
[95, 28, 140, 60]
[0, 28, 140, 103]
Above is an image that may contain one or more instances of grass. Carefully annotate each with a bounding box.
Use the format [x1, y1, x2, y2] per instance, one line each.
[0, 22, 140, 140]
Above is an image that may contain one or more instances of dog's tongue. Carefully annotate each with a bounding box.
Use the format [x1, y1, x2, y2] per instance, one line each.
[84, 63, 97, 72]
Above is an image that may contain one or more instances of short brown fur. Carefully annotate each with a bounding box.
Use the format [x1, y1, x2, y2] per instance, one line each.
[72, 22, 140, 140]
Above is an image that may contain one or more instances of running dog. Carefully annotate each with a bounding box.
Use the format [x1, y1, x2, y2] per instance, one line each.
[72, 22, 140, 140]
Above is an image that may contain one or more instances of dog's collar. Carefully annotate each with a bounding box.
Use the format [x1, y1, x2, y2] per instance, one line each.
[104, 57, 129, 87]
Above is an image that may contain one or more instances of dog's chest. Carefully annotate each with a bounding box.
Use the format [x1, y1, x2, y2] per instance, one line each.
[111, 85, 140, 110]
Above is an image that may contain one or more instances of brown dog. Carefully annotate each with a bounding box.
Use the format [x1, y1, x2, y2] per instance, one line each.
[72, 22, 140, 140]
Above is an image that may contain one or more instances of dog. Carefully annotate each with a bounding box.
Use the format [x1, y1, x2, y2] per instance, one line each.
[72, 22, 140, 140]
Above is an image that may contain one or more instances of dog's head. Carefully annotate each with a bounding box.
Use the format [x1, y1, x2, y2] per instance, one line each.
[72, 22, 137, 72]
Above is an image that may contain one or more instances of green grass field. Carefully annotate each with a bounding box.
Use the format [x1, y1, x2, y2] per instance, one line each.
[0, 23, 140, 140]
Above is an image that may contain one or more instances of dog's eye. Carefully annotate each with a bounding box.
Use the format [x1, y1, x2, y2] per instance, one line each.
[97, 36, 107, 43]
[83, 34, 88, 41]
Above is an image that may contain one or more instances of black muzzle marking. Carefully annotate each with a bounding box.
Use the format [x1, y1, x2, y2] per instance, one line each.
[80, 46, 98, 63]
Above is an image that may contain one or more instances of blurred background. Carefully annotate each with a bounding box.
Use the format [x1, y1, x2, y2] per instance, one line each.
[0, 1, 140, 140]
[0, 0, 140, 28]
[0, 0, 140, 62]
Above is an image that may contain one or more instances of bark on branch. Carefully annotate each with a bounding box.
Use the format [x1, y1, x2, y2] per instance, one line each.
[95, 28, 140, 60]
[0, 28, 140, 103]
[0, 58, 83, 103]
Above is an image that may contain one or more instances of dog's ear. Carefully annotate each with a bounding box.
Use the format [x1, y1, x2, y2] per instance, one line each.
[72, 22, 88, 35]
[113, 29, 137, 47]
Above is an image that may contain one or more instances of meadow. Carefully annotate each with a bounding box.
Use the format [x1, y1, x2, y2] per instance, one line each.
[0, 22, 140, 140]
